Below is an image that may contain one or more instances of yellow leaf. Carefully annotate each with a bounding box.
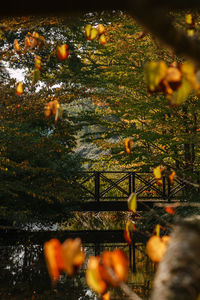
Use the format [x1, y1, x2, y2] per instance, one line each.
[90, 28, 99, 40]
[167, 78, 193, 106]
[127, 193, 137, 213]
[144, 61, 168, 92]
[181, 61, 199, 90]
[185, 14, 193, 25]
[153, 165, 162, 180]
[99, 34, 107, 45]
[86, 256, 107, 295]
[85, 24, 92, 40]
[187, 29, 195, 36]
[97, 24, 105, 35]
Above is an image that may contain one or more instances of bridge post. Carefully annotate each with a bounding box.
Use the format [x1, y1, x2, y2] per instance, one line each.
[129, 238, 136, 273]
[167, 177, 171, 201]
[94, 171, 100, 202]
[132, 172, 135, 193]
[162, 176, 166, 199]
[128, 173, 132, 195]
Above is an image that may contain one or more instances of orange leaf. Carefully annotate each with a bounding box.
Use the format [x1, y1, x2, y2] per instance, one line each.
[100, 249, 129, 287]
[124, 138, 133, 154]
[16, 82, 23, 95]
[169, 171, 176, 185]
[146, 235, 170, 263]
[52, 100, 60, 115]
[25, 36, 31, 48]
[124, 221, 135, 245]
[62, 238, 85, 276]
[13, 39, 21, 53]
[44, 239, 64, 284]
[57, 44, 69, 61]
[165, 206, 175, 215]
[102, 292, 110, 300]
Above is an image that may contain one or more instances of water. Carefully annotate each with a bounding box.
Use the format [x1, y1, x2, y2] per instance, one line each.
[0, 235, 155, 300]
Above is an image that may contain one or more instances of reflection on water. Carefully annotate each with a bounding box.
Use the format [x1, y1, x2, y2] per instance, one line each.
[0, 239, 155, 299]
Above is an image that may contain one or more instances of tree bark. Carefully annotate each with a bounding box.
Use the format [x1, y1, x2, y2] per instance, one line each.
[151, 216, 200, 300]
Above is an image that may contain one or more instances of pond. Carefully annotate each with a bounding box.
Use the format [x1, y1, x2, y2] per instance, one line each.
[0, 228, 155, 300]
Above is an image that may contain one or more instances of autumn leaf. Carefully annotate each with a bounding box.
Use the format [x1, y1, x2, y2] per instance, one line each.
[124, 221, 136, 245]
[185, 14, 193, 25]
[44, 238, 85, 284]
[44, 238, 64, 284]
[146, 235, 170, 263]
[44, 101, 53, 119]
[165, 206, 175, 215]
[102, 291, 110, 300]
[185, 14, 195, 27]
[99, 249, 129, 287]
[62, 238, 85, 276]
[187, 29, 195, 36]
[86, 256, 107, 295]
[25, 36, 31, 48]
[167, 78, 193, 106]
[144, 61, 168, 92]
[124, 137, 133, 154]
[99, 34, 107, 45]
[57, 44, 69, 61]
[97, 24, 105, 35]
[127, 192, 137, 213]
[90, 28, 99, 40]
[85, 24, 92, 40]
[153, 165, 164, 186]
[35, 55, 42, 70]
[13, 39, 21, 53]
[181, 61, 199, 91]
[163, 65, 182, 95]
[16, 82, 23, 95]
[169, 171, 176, 185]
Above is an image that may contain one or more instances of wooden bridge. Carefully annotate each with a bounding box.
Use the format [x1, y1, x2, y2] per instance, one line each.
[73, 171, 199, 211]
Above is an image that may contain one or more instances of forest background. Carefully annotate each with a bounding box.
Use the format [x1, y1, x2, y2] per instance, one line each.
[0, 8, 200, 228]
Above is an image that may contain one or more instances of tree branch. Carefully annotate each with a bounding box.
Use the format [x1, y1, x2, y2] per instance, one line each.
[128, 0, 200, 66]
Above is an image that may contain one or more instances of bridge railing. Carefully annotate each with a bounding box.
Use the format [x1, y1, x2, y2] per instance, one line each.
[73, 171, 199, 203]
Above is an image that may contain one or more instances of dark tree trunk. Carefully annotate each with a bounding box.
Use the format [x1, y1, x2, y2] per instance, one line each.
[151, 217, 200, 300]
